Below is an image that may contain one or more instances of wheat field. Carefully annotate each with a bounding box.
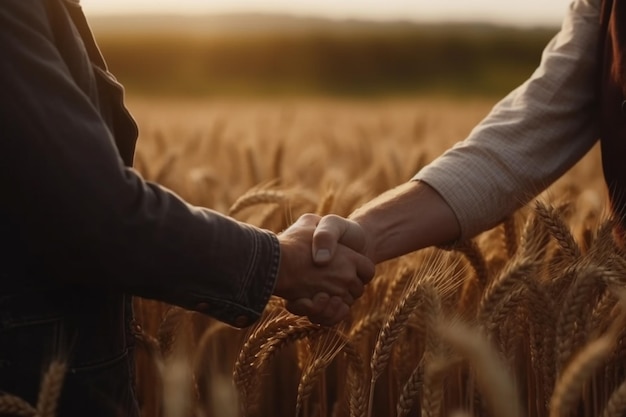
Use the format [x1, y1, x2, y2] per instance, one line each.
[2, 97, 622, 417]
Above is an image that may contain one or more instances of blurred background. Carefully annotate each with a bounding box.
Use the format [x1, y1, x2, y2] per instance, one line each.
[74, 5, 615, 417]
[81, 0, 572, 99]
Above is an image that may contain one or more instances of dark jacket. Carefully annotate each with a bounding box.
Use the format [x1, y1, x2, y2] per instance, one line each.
[0, 0, 280, 415]
[599, 0, 626, 224]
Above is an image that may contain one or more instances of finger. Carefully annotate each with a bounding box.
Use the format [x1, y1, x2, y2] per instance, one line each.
[309, 292, 331, 316]
[340, 291, 355, 307]
[310, 296, 350, 326]
[286, 293, 331, 318]
[347, 277, 365, 302]
[292, 213, 321, 229]
[313, 287, 354, 308]
[285, 298, 313, 317]
[311, 215, 344, 265]
[324, 297, 350, 326]
[354, 253, 376, 285]
[313, 215, 366, 265]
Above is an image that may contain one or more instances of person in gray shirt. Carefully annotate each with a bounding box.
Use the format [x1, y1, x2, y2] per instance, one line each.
[310, 0, 623, 268]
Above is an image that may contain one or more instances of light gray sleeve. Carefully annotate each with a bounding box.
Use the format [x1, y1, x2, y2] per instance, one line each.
[414, 0, 601, 240]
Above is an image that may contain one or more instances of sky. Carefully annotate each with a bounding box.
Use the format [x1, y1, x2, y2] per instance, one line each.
[80, 0, 573, 27]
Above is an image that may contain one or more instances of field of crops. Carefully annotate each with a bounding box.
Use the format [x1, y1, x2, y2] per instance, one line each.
[125, 96, 618, 417]
[1, 96, 620, 417]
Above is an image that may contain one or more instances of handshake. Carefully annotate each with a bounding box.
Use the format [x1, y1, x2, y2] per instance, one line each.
[274, 213, 375, 327]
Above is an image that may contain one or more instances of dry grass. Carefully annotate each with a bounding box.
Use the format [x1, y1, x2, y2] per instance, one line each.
[8, 97, 622, 417]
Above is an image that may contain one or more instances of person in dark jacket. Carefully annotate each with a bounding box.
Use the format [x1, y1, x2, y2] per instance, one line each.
[0, 1, 374, 416]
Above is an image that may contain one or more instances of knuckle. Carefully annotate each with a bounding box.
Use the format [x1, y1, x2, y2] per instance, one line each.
[323, 214, 341, 221]
[353, 283, 364, 298]
[300, 213, 320, 223]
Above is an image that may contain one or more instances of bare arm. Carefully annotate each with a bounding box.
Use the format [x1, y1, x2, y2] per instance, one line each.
[313, 180, 460, 265]
[350, 181, 460, 263]
[314, 0, 600, 265]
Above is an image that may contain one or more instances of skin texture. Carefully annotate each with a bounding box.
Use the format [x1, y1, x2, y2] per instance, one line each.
[274, 214, 376, 325]
[314, 180, 461, 265]
[287, 181, 461, 320]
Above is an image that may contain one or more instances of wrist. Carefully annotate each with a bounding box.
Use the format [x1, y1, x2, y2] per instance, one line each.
[348, 215, 376, 263]
[274, 237, 292, 300]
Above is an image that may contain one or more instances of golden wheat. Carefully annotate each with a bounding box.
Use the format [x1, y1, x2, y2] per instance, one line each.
[13, 98, 622, 417]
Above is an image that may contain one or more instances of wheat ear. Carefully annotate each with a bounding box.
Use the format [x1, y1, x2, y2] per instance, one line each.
[502, 214, 518, 258]
[157, 306, 189, 357]
[0, 394, 37, 417]
[441, 239, 489, 289]
[343, 341, 368, 417]
[370, 282, 427, 384]
[396, 361, 425, 417]
[233, 312, 308, 403]
[518, 205, 551, 263]
[296, 329, 346, 417]
[535, 200, 581, 261]
[228, 189, 287, 217]
[36, 360, 67, 417]
[348, 312, 385, 344]
[555, 266, 606, 375]
[478, 259, 535, 334]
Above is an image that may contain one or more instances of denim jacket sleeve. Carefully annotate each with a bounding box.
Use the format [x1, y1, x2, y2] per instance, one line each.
[0, 0, 280, 328]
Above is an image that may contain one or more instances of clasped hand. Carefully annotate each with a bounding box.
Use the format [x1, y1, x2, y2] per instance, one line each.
[275, 214, 373, 326]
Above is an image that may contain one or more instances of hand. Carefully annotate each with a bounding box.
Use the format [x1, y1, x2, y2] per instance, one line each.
[274, 214, 375, 326]
[312, 214, 372, 265]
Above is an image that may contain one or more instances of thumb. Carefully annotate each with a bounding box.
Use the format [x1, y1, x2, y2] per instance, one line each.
[312, 215, 345, 265]
[313, 215, 367, 265]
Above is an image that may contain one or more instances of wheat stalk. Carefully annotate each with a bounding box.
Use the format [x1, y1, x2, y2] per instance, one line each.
[601, 378, 626, 417]
[551, 295, 626, 417]
[535, 200, 581, 261]
[438, 321, 523, 417]
[549, 335, 615, 417]
[316, 188, 336, 215]
[295, 328, 347, 417]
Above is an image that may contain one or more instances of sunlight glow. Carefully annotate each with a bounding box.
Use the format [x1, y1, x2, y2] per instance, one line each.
[80, 0, 572, 27]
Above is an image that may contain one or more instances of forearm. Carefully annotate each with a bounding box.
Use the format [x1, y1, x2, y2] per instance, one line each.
[413, 0, 600, 239]
[0, 0, 279, 326]
[349, 180, 460, 264]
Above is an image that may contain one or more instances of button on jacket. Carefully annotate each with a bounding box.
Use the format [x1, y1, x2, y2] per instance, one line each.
[0, 0, 280, 415]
